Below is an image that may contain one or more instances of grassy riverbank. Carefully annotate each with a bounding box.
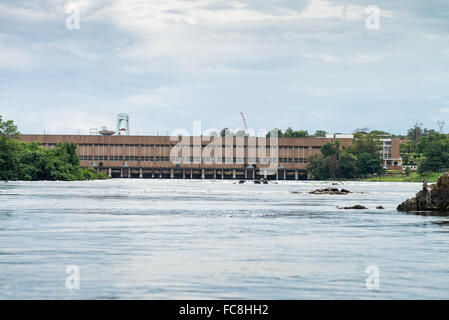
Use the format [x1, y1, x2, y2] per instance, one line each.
[365, 172, 442, 182]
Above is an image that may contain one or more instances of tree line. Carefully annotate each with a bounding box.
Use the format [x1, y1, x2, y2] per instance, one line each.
[400, 124, 449, 173]
[306, 133, 384, 180]
[0, 116, 108, 181]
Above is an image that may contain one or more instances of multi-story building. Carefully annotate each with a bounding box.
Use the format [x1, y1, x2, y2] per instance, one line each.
[19, 134, 402, 179]
[378, 134, 402, 170]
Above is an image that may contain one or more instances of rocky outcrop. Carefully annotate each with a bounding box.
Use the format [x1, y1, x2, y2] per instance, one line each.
[397, 174, 449, 212]
[337, 205, 368, 209]
[310, 188, 351, 195]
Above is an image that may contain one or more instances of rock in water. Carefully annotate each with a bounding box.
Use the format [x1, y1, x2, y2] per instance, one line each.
[309, 188, 351, 195]
[397, 174, 449, 212]
[338, 205, 368, 209]
[376, 206, 385, 209]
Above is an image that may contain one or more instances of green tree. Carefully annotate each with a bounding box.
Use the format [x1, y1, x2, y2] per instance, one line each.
[407, 124, 423, 143]
[352, 132, 382, 154]
[337, 151, 357, 178]
[293, 130, 309, 138]
[307, 133, 383, 179]
[400, 140, 416, 154]
[417, 133, 449, 173]
[321, 141, 340, 158]
[282, 127, 309, 138]
[266, 128, 283, 138]
[0, 115, 20, 139]
[284, 127, 294, 137]
[0, 138, 20, 181]
[0, 116, 21, 180]
[355, 152, 383, 175]
[0, 115, 107, 181]
[370, 130, 389, 135]
[350, 133, 384, 175]
[314, 130, 327, 137]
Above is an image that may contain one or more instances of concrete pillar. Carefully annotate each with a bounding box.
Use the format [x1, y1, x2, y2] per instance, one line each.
[202, 169, 205, 179]
[139, 168, 143, 178]
[170, 168, 174, 179]
[108, 168, 112, 178]
[183, 169, 186, 179]
[245, 170, 248, 179]
[159, 169, 162, 178]
[276, 170, 279, 180]
[222, 170, 224, 179]
[295, 170, 298, 180]
[264, 170, 267, 179]
[120, 168, 123, 178]
[214, 170, 216, 179]
[232, 169, 236, 179]
[190, 169, 193, 179]
[283, 170, 286, 180]
[152, 169, 154, 178]
[128, 168, 131, 178]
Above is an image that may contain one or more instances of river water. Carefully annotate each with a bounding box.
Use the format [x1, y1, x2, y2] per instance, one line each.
[1, 179, 448, 299]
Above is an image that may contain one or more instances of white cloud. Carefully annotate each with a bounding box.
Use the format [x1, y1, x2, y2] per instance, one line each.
[87, 0, 376, 34]
[353, 54, 384, 64]
[44, 41, 102, 60]
[124, 87, 174, 107]
[0, 3, 59, 22]
[424, 34, 440, 40]
[0, 0, 445, 135]
[303, 53, 338, 63]
[299, 0, 360, 19]
[0, 42, 38, 72]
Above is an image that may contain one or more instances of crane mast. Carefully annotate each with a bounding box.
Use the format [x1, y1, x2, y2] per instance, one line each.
[240, 112, 248, 131]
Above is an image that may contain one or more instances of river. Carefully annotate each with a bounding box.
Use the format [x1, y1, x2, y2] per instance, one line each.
[1, 179, 448, 299]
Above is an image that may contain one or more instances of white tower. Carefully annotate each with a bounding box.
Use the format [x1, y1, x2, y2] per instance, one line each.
[116, 113, 130, 135]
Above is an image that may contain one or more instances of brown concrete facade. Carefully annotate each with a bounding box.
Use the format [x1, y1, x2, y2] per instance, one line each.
[19, 134, 400, 179]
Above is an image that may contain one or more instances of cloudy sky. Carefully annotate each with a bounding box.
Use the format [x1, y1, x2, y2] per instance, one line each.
[0, 0, 448, 135]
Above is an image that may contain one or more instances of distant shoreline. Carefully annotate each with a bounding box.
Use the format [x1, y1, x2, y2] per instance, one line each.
[365, 172, 442, 183]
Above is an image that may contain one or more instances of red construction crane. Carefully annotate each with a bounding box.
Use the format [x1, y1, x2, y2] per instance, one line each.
[240, 112, 248, 131]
